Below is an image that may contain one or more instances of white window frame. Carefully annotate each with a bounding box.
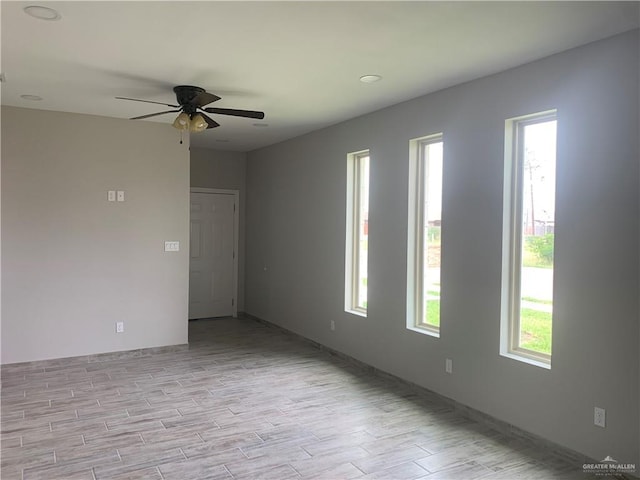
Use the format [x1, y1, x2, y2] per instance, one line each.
[345, 150, 369, 316]
[407, 134, 443, 336]
[500, 110, 557, 368]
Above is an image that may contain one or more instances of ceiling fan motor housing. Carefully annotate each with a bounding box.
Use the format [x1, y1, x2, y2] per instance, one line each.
[173, 85, 205, 113]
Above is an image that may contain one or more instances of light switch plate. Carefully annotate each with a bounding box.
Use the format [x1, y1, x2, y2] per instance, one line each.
[117, 191, 125, 202]
[594, 407, 606, 428]
[164, 241, 180, 252]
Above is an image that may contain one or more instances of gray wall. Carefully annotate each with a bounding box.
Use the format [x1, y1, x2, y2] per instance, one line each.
[1, 107, 190, 364]
[245, 31, 639, 464]
[190, 147, 247, 312]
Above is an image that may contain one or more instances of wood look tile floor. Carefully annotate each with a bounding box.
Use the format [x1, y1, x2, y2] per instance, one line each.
[1, 317, 591, 479]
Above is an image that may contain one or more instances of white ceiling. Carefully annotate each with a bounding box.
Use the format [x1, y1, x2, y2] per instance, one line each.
[2, 1, 638, 152]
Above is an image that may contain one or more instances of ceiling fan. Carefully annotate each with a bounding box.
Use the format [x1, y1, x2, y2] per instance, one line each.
[116, 85, 265, 133]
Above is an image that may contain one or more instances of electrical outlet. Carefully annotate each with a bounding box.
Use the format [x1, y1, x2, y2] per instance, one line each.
[116, 322, 124, 333]
[330, 320, 335, 331]
[108, 190, 116, 202]
[594, 407, 606, 428]
[445, 358, 453, 374]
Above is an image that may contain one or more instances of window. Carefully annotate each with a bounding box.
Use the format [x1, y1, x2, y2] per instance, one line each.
[407, 135, 443, 335]
[345, 150, 370, 316]
[501, 111, 557, 367]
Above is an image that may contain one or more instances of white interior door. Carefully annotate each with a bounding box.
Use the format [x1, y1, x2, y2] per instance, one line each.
[189, 191, 237, 319]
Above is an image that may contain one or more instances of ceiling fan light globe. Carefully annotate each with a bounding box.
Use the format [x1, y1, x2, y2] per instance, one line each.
[189, 113, 208, 133]
[172, 112, 190, 130]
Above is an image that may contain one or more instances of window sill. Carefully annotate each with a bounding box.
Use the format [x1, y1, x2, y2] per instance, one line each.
[406, 325, 440, 338]
[500, 351, 551, 370]
[345, 309, 367, 318]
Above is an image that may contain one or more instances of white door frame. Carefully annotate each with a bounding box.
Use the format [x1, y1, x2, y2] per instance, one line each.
[190, 187, 239, 318]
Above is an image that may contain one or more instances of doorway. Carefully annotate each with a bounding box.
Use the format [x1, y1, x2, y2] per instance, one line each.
[189, 188, 239, 319]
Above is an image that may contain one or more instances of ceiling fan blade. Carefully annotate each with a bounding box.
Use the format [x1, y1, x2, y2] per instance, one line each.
[189, 91, 221, 108]
[202, 107, 265, 120]
[130, 109, 181, 120]
[201, 113, 220, 129]
[116, 96, 179, 108]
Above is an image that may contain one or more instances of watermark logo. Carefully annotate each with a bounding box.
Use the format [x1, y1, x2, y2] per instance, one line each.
[583, 456, 636, 476]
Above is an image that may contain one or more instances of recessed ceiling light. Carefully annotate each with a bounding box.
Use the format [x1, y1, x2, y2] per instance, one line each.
[360, 75, 382, 84]
[24, 5, 61, 21]
[20, 94, 43, 101]
[252, 123, 269, 127]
